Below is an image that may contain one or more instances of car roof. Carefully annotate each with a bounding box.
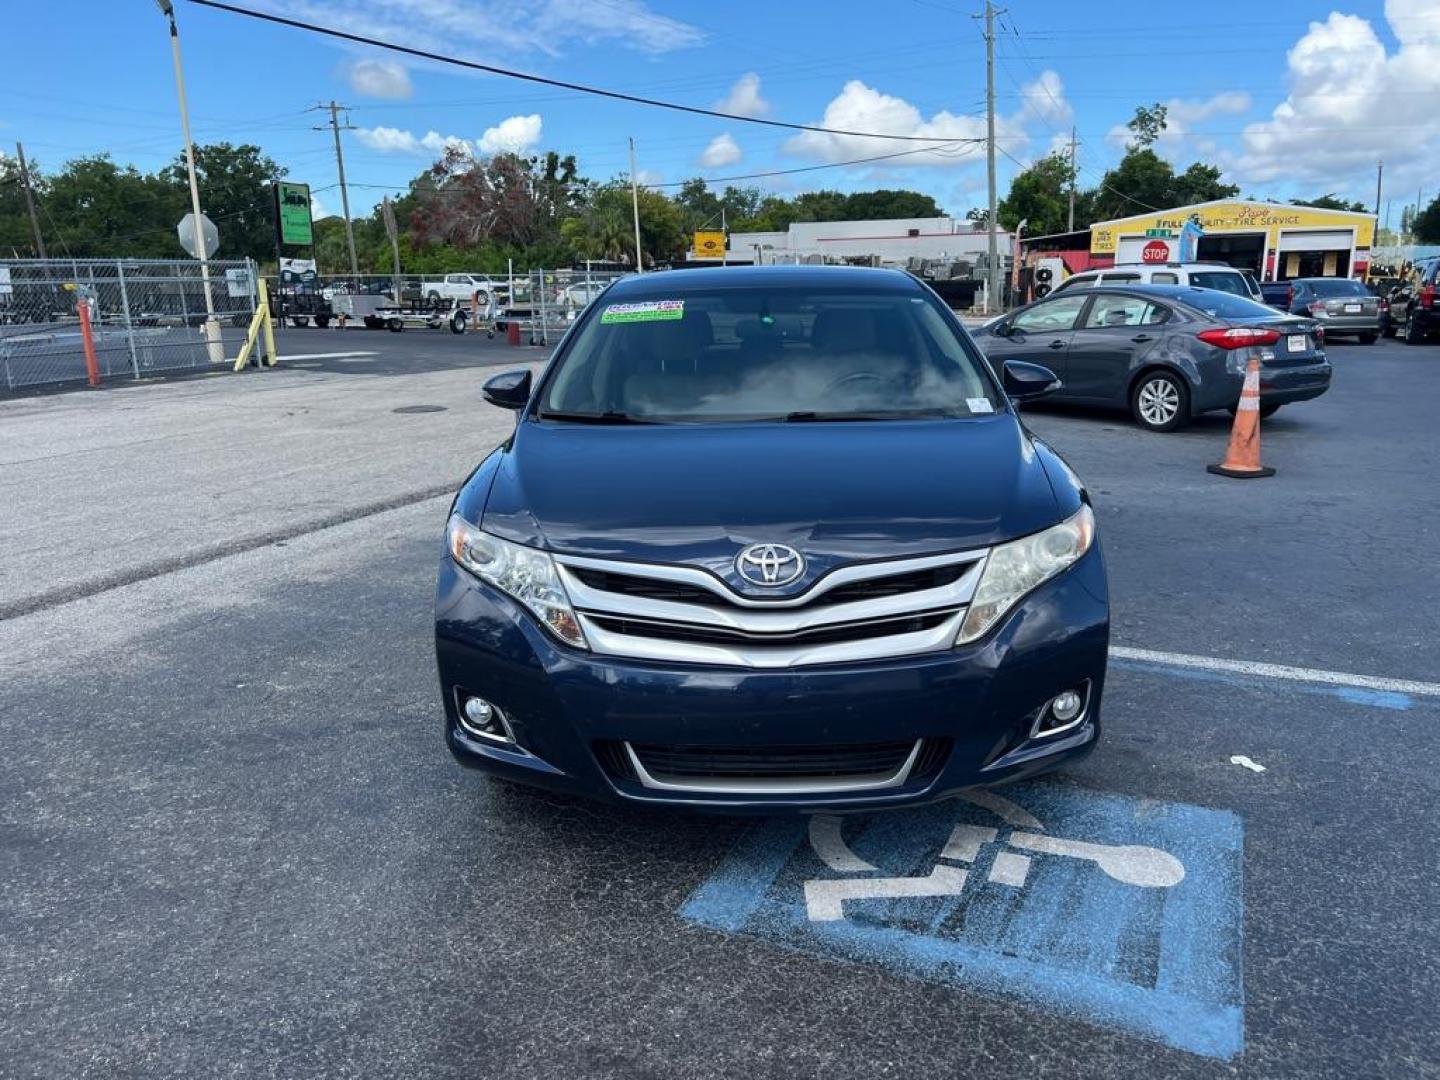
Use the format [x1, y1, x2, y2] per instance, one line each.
[1072, 262, 1243, 274]
[604, 264, 923, 296]
[1051, 283, 1270, 307]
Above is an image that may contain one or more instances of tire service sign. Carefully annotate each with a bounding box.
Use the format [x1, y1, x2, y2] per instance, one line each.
[274, 182, 314, 247]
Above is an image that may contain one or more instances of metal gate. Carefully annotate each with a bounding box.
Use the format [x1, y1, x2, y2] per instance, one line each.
[0, 257, 261, 393]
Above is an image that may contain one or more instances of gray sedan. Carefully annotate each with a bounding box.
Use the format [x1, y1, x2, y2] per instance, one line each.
[970, 285, 1332, 432]
[1280, 277, 1382, 342]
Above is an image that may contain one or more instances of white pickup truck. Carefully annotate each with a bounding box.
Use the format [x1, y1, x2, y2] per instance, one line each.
[421, 273, 504, 307]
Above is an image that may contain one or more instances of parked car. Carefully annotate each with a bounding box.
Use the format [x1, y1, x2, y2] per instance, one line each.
[1260, 280, 1294, 311]
[437, 265, 1107, 811]
[423, 273, 502, 307]
[557, 280, 610, 308]
[971, 284, 1330, 432]
[1270, 278, 1381, 343]
[1053, 262, 1262, 302]
[1365, 279, 1396, 337]
[1388, 256, 1440, 345]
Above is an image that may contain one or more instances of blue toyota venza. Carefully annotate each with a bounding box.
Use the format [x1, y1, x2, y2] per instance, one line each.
[435, 266, 1108, 811]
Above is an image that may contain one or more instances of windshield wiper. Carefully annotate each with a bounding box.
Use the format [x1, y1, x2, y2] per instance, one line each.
[781, 409, 955, 422]
[537, 410, 658, 425]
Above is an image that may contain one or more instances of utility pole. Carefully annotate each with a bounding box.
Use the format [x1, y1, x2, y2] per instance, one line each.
[1067, 126, 1078, 233]
[1374, 160, 1383, 219]
[382, 195, 402, 300]
[14, 142, 46, 260]
[983, 0, 1003, 314]
[629, 137, 644, 274]
[315, 101, 360, 279]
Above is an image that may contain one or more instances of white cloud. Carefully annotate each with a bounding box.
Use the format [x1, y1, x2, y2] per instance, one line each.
[635, 168, 664, 187]
[246, 0, 700, 58]
[717, 73, 770, 118]
[346, 58, 412, 99]
[353, 126, 472, 155]
[1232, 1, 1440, 189]
[311, 193, 332, 220]
[699, 133, 741, 168]
[784, 74, 1069, 168]
[478, 114, 543, 154]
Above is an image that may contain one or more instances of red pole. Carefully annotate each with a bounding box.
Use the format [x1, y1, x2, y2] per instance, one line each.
[77, 297, 101, 387]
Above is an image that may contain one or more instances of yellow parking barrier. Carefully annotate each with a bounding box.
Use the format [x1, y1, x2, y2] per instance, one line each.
[231, 277, 279, 372]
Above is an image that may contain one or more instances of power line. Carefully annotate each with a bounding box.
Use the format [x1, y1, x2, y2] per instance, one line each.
[182, 0, 988, 145]
[647, 141, 980, 189]
[341, 140, 980, 203]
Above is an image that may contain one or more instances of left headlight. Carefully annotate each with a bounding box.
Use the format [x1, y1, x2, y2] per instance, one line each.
[956, 504, 1095, 645]
[446, 514, 588, 649]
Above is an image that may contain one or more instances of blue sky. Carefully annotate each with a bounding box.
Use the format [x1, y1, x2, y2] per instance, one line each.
[5, 0, 1439, 228]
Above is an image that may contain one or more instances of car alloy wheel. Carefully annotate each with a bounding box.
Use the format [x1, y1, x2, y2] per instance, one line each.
[1132, 372, 1188, 432]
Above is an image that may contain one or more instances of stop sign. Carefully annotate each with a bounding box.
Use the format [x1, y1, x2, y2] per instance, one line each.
[1141, 239, 1170, 264]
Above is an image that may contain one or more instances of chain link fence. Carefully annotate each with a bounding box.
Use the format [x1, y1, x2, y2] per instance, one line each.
[0, 258, 260, 394]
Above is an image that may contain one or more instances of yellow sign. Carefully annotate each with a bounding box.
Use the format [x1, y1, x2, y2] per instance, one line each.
[1090, 200, 1374, 255]
[694, 230, 726, 259]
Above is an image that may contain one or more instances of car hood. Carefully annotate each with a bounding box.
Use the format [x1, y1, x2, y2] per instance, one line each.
[480, 415, 1064, 596]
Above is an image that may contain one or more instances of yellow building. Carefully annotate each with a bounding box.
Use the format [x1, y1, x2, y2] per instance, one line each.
[1089, 199, 1376, 281]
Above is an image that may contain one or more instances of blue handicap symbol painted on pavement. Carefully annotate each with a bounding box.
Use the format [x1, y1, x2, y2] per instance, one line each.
[679, 782, 1244, 1060]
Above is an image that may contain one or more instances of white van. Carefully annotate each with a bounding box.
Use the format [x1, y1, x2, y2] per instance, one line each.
[1052, 262, 1261, 302]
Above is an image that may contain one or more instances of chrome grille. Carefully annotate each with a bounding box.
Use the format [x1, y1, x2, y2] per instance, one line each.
[556, 549, 987, 668]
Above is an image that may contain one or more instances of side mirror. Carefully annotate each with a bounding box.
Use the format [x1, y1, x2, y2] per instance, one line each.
[482, 368, 533, 411]
[1002, 360, 1062, 400]
[990, 321, 1012, 338]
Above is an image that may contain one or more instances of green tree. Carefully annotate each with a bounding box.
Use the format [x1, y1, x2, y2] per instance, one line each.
[1413, 195, 1440, 244]
[789, 190, 850, 222]
[1090, 149, 1175, 221]
[562, 182, 684, 267]
[841, 189, 944, 220]
[41, 156, 184, 257]
[161, 142, 285, 261]
[997, 152, 1076, 235]
[0, 153, 44, 256]
[1290, 194, 1370, 213]
[1126, 103, 1168, 149]
[1171, 163, 1238, 206]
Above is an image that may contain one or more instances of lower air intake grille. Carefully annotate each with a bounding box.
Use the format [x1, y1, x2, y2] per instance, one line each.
[605, 740, 918, 781]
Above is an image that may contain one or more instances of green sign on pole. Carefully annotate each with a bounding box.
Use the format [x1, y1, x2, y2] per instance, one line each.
[274, 181, 314, 247]
[1144, 228, 1174, 238]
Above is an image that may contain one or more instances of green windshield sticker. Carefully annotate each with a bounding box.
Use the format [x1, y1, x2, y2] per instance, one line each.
[601, 300, 685, 324]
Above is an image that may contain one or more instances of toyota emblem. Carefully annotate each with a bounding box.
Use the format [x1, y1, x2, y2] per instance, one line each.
[736, 543, 805, 587]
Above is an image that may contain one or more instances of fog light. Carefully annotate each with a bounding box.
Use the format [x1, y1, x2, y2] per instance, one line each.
[458, 693, 512, 743]
[1051, 690, 1083, 723]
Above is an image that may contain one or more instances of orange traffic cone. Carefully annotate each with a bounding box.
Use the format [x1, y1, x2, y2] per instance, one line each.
[1208, 354, 1275, 478]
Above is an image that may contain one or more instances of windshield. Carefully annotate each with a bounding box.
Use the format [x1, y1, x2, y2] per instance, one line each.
[1188, 271, 1250, 297]
[1174, 289, 1291, 320]
[1306, 279, 1367, 297]
[537, 285, 1001, 422]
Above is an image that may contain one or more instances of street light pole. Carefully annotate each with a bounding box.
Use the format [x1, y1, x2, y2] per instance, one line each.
[157, 0, 223, 363]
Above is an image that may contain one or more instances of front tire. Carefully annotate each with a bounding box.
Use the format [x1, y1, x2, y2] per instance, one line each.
[1131, 370, 1190, 432]
[1405, 316, 1426, 345]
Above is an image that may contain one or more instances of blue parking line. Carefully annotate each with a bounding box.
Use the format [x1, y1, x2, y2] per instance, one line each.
[1109, 657, 1414, 710]
[680, 783, 1244, 1060]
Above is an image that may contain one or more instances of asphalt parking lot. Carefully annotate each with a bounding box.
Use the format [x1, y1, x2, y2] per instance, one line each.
[2, 327, 1437, 1078]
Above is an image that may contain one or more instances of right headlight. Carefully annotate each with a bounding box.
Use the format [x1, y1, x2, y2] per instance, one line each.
[446, 514, 588, 649]
[956, 504, 1095, 644]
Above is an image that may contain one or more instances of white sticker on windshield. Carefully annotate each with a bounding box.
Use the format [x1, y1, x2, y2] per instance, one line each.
[967, 398, 995, 414]
[600, 300, 684, 324]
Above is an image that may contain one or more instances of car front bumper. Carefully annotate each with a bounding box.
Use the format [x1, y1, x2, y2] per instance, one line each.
[434, 546, 1110, 813]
